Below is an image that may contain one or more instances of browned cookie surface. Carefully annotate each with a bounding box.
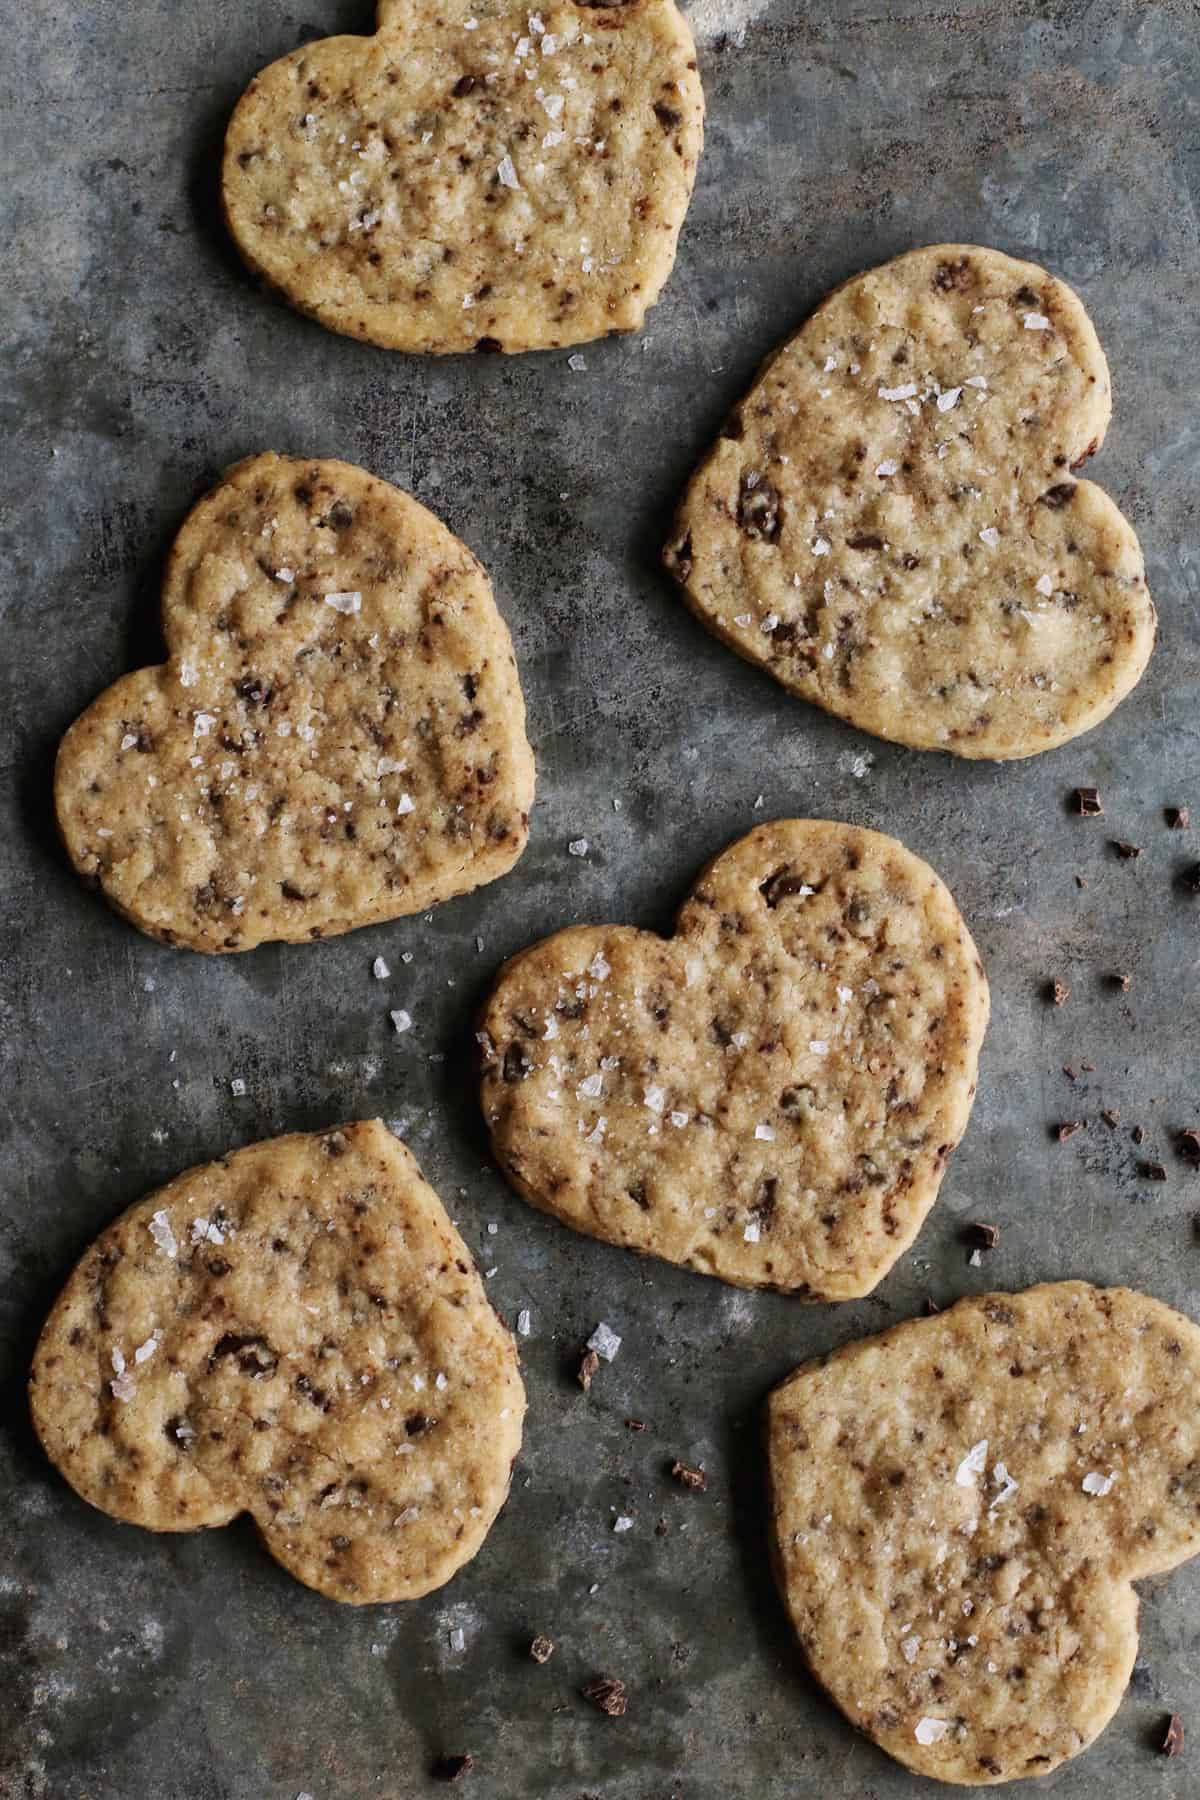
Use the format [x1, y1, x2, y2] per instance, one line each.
[666, 245, 1155, 760]
[30, 1121, 525, 1604]
[55, 453, 535, 951]
[480, 820, 988, 1297]
[769, 1283, 1200, 1784]
[223, 0, 704, 353]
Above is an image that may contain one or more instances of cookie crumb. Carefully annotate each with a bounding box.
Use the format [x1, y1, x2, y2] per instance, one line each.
[1056, 1120, 1086, 1142]
[965, 1221, 1000, 1251]
[1048, 978, 1070, 1006]
[530, 1635, 555, 1664]
[431, 1753, 475, 1781]
[577, 1349, 600, 1392]
[582, 1675, 628, 1717]
[671, 1459, 707, 1492]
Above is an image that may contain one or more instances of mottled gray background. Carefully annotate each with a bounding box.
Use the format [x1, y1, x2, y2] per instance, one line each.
[3, 1, 1200, 1796]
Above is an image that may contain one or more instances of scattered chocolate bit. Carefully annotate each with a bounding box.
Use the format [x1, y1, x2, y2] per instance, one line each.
[432, 1754, 475, 1782]
[529, 1635, 555, 1664]
[1166, 807, 1190, 831]
[1111, 840, 1143, 860]
[1109, 971, 1133, 992]
[1179, 1130, 1200, 1165]
[1039, 482, 1077, 510]
[582, 1676, 628, 1718]
[1073, 787, 1103, 817]
[577, 1349, 600, 1392]
[1048, 978, 1070, 1007]
[1057, 1120, 1086, 1142]
[1062, 1065, 1077, 1081]
[1184, 864, 1200, 894]
[965, 1221, 1000, 1250]
[1081, 1061, 1096, 1072]
[1161, 1712, 1185, 1757]
[923, 1296, 941, 1316]
[1101, 1109, 1121, 1129]
[624, 1418, 647, 1432]
[1075, 874, 1087, 888]
[670, 1460, 707, 1493]
[1132, 1124, 1146, 1145]
[654, 1516, 670, 1537]
[1141, 1162, 1168, 1182]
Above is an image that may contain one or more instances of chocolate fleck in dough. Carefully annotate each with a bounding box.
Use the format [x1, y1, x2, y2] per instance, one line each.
[479, 820, 989, 1298]
[664, 245, 1155, 760]
[768, 1282, 1200, 1785]
[223, 0, 704, 354]
[29, 1122, 525, 1605]
[55, 453, 535, 951]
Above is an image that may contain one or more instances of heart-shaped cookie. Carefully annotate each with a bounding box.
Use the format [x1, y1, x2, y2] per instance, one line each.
[769, 1282, 1200, 1783]
[665, 245, 1156, 760]
[56, 453, 535, 951]
[479, 820, 988, 1297]
[30, 1122, 525, 1604]
[223, 0, 704, 354]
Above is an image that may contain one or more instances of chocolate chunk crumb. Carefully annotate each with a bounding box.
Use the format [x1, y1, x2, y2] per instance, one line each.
[1111, 840, 1143, 860]
[530, 1635, 555, 1664]
[577, 1349, 600, 1392]
[624, 1418, 646, 1432]
[432, 1754, 474, 1781]
[582, 1675, 628, 1717]
[1057, 1120, 1086, 1142]
[1166, 807, 1190, 831]
[1101, 1109, 1120, 1129]
[1039, 482, 1077, 510]
[1081, 1061, 1096, 1072]
[1108, 971, 1132, 992]
[1141, 1162, 1168, 1182]
[1075, 874, 1087, 888]
[654, 1516, 670, 1537]
[671, 1460, 707, 1493]
[1063, 1065, 1077, 1081]
[1073, 787, 1103, 817]
[1132, 1125, 1146, 1145]
[1179, 1130, 1200, 1165]
[1048, 978, 1070, 1007]
[923, 1296, 941, 1316]
[965, 1221, 1000, 1250]
[1184, 864, 1200, 894]
[738, 471, 781, 543]
[1161, 1712, 1184, 1757]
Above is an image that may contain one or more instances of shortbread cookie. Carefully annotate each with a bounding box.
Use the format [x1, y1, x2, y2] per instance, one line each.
[769, 1282, 1200, 1784]
[479, 820, 988, 1297]
[55, 454, 535, 951]
[30, 1122, 525, 1604]
[665, 245, 1155, 759]
[223, 0, 704, 354]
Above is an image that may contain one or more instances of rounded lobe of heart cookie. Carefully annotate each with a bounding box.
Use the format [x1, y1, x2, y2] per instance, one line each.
[54, 453, 535, 951]
[768, 1282, 1200, 1783]
[479, 819, 989, 1297]
[29, 1122, 525, 1605]
[665, 244, 1156, 760]
[222, 0, 704, 353]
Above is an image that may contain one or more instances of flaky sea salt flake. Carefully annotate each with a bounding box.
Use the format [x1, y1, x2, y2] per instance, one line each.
[1082, 1469, 1116, 1496]
[955, 1438, 988, 1486]
[915, 1717, 949, 1746]
[148, 1210, 178, 1259]
[390, 1009, 413, 1034]
[324, 590, 362, 614]
[1023, 312, 1051, 330]
[587, 1321, 621, 1362]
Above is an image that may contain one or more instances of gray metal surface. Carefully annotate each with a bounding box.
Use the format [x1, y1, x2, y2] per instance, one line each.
[2, 2, 1199, 1795]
